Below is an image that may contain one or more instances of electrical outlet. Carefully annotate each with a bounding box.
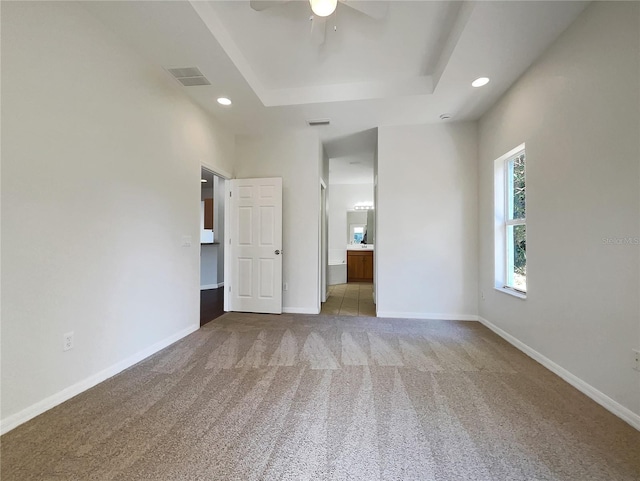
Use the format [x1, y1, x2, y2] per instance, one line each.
[633, 349, 640, 372]
[283, 282, 288, 291]
[63, 331, 74, 352]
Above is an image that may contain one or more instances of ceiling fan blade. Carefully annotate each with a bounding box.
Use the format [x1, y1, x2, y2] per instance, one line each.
[341, 1, 388, 19]
[249, 0, 291, 12]
[310, 16, 327, 46]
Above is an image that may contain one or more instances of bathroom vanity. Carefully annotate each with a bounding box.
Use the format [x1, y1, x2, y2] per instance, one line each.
[347, 246, 374, 282]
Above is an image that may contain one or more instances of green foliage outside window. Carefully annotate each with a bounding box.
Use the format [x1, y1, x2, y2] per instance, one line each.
[511, 154, 526, 277]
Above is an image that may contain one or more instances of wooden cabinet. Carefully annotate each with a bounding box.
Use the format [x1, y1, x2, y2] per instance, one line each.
[347, 250, 373, 282]
[204, 198, 214, 230]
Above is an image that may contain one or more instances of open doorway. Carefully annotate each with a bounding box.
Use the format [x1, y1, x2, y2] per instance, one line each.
[320, 147, 376, 317]
[200, 166, 226, 326]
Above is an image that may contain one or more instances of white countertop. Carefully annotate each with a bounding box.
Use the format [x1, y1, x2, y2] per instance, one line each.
[347, 244, 374, 251]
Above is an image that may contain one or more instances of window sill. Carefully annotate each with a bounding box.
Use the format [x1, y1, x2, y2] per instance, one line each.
[494, 286, 527, 300]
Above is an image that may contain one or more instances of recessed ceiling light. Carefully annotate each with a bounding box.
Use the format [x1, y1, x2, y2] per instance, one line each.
[201, 179, 207, 183]
[217, 97, 232, 106]
[472, 77, 490, 88]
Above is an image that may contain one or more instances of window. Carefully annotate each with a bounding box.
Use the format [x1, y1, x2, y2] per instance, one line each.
[353, 226, 365, 244]
[349, 224, 366, 244]
[495, 144, 526, 296]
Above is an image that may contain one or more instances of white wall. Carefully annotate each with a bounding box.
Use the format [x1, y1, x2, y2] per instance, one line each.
[200, 244, 219, 288]
[328, 183, 374, 263]
[234, 131, 322, 314]
[478, 2, 640, 423]
[377, 123, 478, 320]
[0, 2, 235, 431]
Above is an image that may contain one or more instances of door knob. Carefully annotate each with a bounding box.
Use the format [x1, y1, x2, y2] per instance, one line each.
[275, 250, 281, 255]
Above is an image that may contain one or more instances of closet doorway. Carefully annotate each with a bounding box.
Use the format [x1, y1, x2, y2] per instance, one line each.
[200, 167, 226, 326]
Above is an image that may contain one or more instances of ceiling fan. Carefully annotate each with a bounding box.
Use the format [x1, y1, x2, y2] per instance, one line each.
[249, 0, 389, 45]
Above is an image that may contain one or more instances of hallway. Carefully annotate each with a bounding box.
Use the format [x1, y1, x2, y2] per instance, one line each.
[200, 288, 225, 326]
[320, 282, 376, 317]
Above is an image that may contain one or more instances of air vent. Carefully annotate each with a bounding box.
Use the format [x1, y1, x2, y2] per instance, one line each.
[307, 118, 331, 126]
[178, 77, 211, 87]
[166, 67, 211, 87]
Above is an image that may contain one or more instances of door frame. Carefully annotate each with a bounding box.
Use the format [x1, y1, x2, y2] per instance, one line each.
[200, 162, 230, 313]
[318, 180, 328, 310]
[223, 178, 231, 312]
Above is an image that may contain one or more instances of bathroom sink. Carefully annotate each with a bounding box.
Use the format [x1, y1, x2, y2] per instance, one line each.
[347, 244, 374, 251]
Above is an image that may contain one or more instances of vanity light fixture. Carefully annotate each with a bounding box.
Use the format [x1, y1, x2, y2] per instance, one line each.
[472, 77, 490, 88]
[309, 0, 338, 17]
[354, 202, 374, 210]
[201, 179, 207, 183]
[217, 97, 232, 106]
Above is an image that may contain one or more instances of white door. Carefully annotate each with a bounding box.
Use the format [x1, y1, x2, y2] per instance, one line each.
[228, 178, 283, 314]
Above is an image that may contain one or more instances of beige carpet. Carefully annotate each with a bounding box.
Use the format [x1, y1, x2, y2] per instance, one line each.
[2, 313, 639, 480]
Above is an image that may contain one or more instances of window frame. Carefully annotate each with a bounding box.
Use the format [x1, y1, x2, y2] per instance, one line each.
[494, 144, 527, 299]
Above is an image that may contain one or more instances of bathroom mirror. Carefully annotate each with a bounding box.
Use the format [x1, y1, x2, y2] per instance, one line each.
[347, 210, 370, 244]
[366, 208, 375, 244]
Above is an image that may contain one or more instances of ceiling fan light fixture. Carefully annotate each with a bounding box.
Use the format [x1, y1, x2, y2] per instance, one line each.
[309, 0, 337, 17]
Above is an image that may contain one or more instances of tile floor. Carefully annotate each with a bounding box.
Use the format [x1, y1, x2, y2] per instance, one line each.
[320, 282, 376, 316]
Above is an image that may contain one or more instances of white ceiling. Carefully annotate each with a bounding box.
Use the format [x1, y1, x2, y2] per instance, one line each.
[207, 1, 459, 91]
[201, 167, 216, 185]
[329, 154, 374, 185]
[85, 0, 589, 183]
[326, 128, 376, 184]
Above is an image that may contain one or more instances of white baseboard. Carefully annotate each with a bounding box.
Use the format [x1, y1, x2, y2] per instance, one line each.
[477, 316, 640, 432]
[283, 307, 320, 315]
[0, 324, 200, 435]
[376, 312, 479, 321]
[200, 282, 224, 290]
